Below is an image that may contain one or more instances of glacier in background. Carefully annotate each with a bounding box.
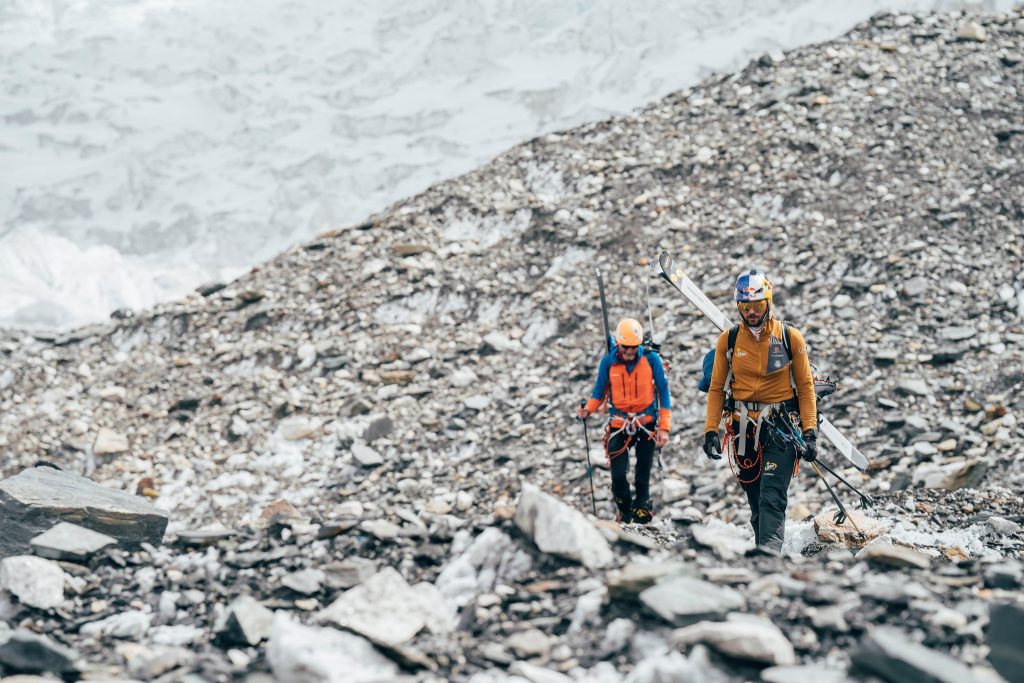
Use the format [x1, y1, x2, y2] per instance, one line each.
[0, 0, 1014, 330]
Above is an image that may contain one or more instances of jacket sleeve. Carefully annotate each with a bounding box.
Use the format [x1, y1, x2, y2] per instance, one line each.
[648, 352, 671, 431]
[788, 327, 818, 432]
[703, 330, 731, 434]
[584, 354, 612, 413]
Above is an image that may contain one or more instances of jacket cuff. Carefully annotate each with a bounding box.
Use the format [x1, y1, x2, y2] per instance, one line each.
[658, 409, 671, 432]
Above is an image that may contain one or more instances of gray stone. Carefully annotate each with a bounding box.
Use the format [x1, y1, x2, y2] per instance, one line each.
[639, 576, 745, 626]
[983, 561, 1023, 590]
[606, 561, 696, 598]
[852, 626, 983, 683]
[29, 522, 117, 562]
[0, 629, 78, 674]
[507, 628, 555, 657]
[939, 326, 975, 341]
[316, 567, 453, 646]
[216, 595, 274, 646]
[351, 443, 384, 467]
[268, 613, 399, 683]
[912, 459, 987, 490]
[903, 277, 929, 297]
[508, 661, 573, 683]
[514, 484, 613, 570]
[93, 427, 129, 455]
[895, 378, 930, 397]
[691, 521, 752, 560]
[322, 557, 379, 590]
[361, 415, 393, 442]
[864, 540, 929, 569]
[988, 603, 1024, 683]
[672, 614, 795, 666]
[282, 568, 325, 595]
[117, 642, 196, 680]
[0, 467, 168, 556]
[761, 665, 849, 683]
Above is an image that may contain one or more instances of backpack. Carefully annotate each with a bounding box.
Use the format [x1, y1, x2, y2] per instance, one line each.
[697, 322, 794, 393]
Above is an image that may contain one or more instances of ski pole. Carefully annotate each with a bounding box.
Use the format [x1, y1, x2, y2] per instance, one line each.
[811, 461, 864, 538]
[816, 459, 874, 508]
[578, 400, 597, 515]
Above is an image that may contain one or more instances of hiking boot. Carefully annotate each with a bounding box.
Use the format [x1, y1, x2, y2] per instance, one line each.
[615, 508, 634, 524]
[631, 505, 654, 525]
[744, 544, 782, 558]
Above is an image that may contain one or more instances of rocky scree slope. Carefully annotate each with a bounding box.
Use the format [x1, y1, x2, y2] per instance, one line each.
[0, 8, 1021, 683]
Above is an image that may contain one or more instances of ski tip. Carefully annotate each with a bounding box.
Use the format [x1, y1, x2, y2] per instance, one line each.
[850, 448, 869, 471]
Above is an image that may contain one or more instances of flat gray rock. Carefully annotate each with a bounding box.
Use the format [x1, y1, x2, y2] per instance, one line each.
[0, 467, 168, 557]
[639, 576, 745, 627]
[29, 522, 117, 562]
[852, 626, 983, 683]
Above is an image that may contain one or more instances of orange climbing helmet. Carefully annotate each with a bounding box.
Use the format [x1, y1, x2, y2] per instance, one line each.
[614, 318, 643, 347]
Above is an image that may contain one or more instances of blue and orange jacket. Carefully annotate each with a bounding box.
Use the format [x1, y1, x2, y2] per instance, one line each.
[585, 345, 671, 431]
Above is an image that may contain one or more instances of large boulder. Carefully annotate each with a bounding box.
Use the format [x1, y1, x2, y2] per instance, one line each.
[0, 467, 168, 557]
[514, 484, 613, 570]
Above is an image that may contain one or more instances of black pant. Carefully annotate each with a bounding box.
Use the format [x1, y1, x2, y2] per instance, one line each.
[608, 429, 655, 514]
[733, 421, 797, 552]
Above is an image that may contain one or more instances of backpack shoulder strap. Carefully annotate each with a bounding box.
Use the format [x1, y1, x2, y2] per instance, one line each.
[724, 324, 740, 391]
[781, 320, 793, 361]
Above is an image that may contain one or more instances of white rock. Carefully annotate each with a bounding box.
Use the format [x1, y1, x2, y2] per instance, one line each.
[672, 614, 796, 665]
[81, 609, 153, 639]
[455, 490, 474, 512]
[268, 613, 399, 683]
[691, 519, 752, 560]
[660, 478, 690, 504]
[316, 567, 452, 646]
[449, 368, 479, 388]
[514, 484, 613, 570]
[0, 556, 66, 609]
[279, 416, 321, 441]
[957, 21, 987, 42]
[93, 427, 130, 455]
[509, 661, 574, 683]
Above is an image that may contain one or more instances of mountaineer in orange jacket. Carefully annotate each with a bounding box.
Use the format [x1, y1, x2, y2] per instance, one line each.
[577, 318, 671, 524]
[702, 269, 817, 555]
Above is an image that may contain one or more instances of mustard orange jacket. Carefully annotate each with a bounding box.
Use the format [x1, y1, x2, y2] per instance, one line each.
[585, 346, 671, 431]
[703, 318, 816, 433]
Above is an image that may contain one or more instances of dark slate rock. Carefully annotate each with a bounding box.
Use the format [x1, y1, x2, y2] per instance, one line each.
[851, 626, 983, 683]
[983, 561, 1023, 589]
[987, 603, 1024, 683]
[0, 629, 78, 674]
[0, 467, 168, 557]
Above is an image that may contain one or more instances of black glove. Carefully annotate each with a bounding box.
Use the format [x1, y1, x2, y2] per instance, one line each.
[801, 430, 817, 462]
[702, 431, 722, 460]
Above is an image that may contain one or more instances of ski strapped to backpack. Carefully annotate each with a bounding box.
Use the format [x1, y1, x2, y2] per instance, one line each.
[656, 250, 869, 471]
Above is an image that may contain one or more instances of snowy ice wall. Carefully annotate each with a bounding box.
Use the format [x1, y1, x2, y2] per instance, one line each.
[0, 0, 1015, 330]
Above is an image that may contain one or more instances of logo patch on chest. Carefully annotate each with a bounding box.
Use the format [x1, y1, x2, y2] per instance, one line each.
[767, 336, 789, 373]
